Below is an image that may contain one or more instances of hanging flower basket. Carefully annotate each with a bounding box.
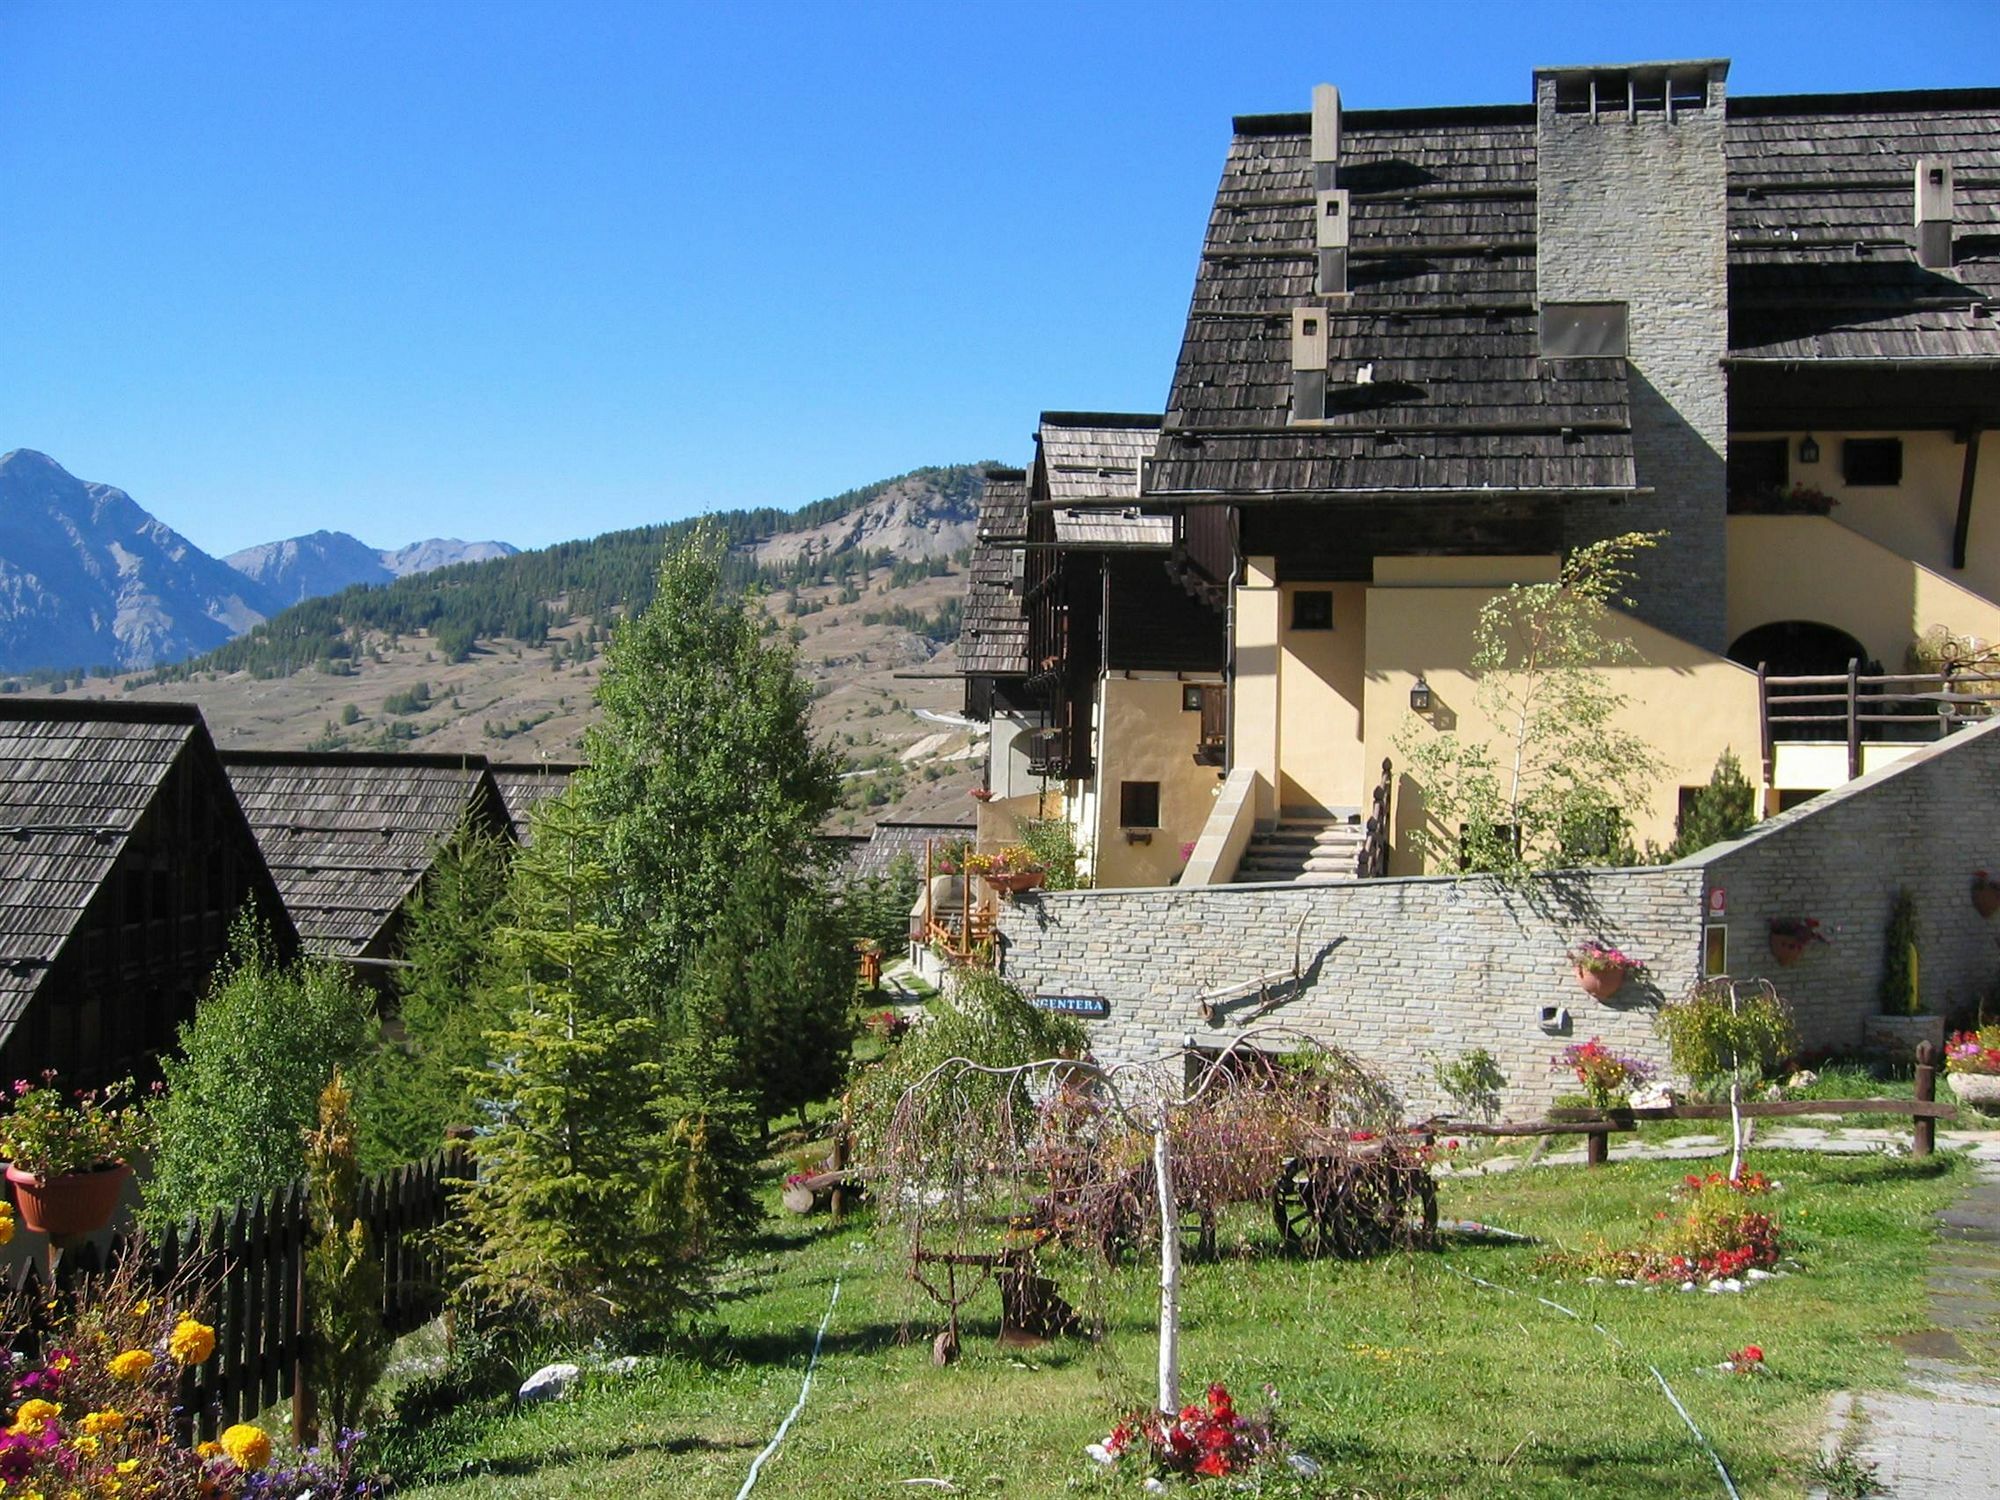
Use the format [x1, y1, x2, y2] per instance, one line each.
[1974, 872, 2000, 919]
[6, 1162, 131, 1238]
[1569, 941, 1645, 1001]
[1767, 917, 1825, 966]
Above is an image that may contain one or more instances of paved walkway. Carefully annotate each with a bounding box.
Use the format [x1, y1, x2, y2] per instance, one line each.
[1815, 1136, 2000, 1499]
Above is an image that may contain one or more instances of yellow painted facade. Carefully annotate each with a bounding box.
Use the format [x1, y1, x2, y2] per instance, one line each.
[1083, 675, 1226, 888]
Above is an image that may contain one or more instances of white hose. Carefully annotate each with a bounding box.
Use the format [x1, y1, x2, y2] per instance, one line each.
[735, 1265, 845, 1499]
[1441, 1263, 1740, 1500]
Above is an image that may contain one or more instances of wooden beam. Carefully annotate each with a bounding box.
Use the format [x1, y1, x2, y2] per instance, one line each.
[1954, 425, 1983, 570]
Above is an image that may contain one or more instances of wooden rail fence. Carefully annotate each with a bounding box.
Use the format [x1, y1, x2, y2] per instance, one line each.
[7, 1143, 469, 1438]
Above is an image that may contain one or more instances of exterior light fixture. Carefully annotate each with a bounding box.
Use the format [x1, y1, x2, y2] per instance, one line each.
[1410, 676, 1432, 713]
[1798, 434, 1821, 464]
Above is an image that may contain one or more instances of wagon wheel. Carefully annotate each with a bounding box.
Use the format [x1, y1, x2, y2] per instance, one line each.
[1331, 1151, 1441, 1257]
[1271, 1156, 1335, 1257]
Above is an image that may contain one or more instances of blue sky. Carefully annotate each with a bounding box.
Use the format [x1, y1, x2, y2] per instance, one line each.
[5, 1, 1998, 556]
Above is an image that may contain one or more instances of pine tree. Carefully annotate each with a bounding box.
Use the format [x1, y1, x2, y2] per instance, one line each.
[352, 824, 513, 1170]
[1667, 750, 1758, 860]
[450, 799, 731, 1331]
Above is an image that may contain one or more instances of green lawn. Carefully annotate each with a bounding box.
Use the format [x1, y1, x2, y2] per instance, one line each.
[390, 1149, 1969, 1499]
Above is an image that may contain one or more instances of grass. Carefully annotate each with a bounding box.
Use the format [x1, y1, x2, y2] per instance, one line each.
[383, 1147, 1971, 1499]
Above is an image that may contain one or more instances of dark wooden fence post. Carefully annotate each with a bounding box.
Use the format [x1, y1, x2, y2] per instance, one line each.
[1585, 1127, 1608, 1168]
[830, 1097, 851, 1226]
[1915, 1042, 1937, 1159]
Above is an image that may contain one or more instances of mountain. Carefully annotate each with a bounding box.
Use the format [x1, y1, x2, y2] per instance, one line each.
[0, 449, 277, 672]
[226, 531, 519, 605]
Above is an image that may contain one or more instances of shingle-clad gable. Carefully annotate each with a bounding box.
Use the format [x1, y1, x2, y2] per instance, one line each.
[222, 751, 511, 959]
[961, 468, 1031, 678]
[489, 760, 580, 843]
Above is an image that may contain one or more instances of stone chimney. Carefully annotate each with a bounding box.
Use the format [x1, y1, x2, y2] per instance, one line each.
[1535, 60, 1732, 652]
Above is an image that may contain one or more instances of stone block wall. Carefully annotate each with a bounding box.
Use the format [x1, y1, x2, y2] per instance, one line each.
[1536, 65, 1731, 653]
[1692, 717, 2000, 1050]
[998, 867, 1705, 1117]
[998, 717, 2000, 1116]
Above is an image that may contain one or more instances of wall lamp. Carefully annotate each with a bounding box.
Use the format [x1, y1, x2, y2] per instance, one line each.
[1409, 676, 1432, 713]
[1798, 434, 1821, 465]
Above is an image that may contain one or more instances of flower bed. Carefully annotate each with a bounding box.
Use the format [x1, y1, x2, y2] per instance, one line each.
[1544, 1171, 1782, 1287]
[1089, 1383, 1284, 1482]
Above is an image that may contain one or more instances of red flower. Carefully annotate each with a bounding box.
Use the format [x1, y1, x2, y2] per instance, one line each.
[1742, 1345, 1763, 1362]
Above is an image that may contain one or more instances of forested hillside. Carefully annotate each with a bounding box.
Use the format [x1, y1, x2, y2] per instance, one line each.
[134, 465, 986, 685]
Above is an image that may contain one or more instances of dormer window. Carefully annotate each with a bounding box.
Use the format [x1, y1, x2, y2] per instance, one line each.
[1539, 302, 1628, 359]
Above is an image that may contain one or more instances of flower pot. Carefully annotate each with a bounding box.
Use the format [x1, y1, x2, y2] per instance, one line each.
[6, 1163, 131, 1238]
[983, 870, 1046, 895]
[1574, 965, 1627, 1001]
[1769, 932, 1809, 967]
[1975, 885, 2000, 919]
[1951, 1072, 2000, 1107]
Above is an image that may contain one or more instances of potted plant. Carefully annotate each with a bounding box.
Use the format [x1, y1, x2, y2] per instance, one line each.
[1569, 940, 1646, 1001]
[1974, 871, 2000, 919]
[1767, 916, 1825, 967]
[1945, 1028, 2000, 1106]
[0, 1074, 156, 1238]
[1548, 1039, 1652, 1123]
[974, 844, 1047, 896]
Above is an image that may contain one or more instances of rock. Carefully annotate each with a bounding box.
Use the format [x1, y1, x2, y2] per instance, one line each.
[1786, 1069, 1819, 1089]
[1629, 1084, 1678, 1110]
[1746, 1267, 1774, 1281]
[518, 1362, 582, 1404]
[1287, 1454, 1323, 1478]
[600, 1356, 642, 1377]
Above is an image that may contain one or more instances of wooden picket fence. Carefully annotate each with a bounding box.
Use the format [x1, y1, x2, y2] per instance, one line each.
[6, 1144, 470, 1438]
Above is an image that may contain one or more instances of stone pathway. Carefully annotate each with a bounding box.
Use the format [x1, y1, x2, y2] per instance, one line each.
[1814, 1137, 2000, 1498]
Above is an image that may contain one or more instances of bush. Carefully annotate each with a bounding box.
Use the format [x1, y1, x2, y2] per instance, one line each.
[145, 917, 372, 1228]
[1667, 750, 1757, 859]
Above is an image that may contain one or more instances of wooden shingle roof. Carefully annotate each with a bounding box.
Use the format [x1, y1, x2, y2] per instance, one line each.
[0, 702, 207, 1024]
[852, 817, 974, 881]
[489, 761, 581, 843]
[1150, 106, 1636, 500]
[961, 468, 1031, 679]
[1726, 89, 2000, 362]
[222, 751, 508, 958]
[1038, 415, 1160, 503]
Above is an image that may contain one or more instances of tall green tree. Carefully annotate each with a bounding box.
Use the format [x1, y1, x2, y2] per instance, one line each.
[1395, 533, 1667, 877]
[1667, 750, 1758, 860]
[678, 860, 855, 1129]
[577, 526, 842, 1005]
[352, 824, 513, 1171]
[145, 916, 373, 1227]
[450, 799, 738, 1332]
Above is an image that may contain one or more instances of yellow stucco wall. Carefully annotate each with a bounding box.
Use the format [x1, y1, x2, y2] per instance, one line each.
[1088, 675, 1224, 888]
[1727, 513, 2000, 669]
[1276, 582, 1368, 812]
[1365, 588, 1765, 874]
[1740, 430, 2000, 604]
[1235, 558, 1281, 819]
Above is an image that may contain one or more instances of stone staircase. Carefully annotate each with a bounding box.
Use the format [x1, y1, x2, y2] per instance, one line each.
[1231, 811, 1367, 884]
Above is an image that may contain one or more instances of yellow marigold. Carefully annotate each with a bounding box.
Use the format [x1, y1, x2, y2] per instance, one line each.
[194, 1442, 221, 1460]
[79, 1410, 126, 1436]
[71, 1433, 99, 1457]
[107, 1350, 154, 1383]
[218, 1424, 270, 1472]
[0, 1201, 14, 1246]
[167, 1320, 214, 1366]
[116, 1458, 139, 1474]
[10, 1398, 61, 1434]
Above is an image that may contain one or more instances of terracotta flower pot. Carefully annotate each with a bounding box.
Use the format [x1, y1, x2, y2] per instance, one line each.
[6, 1162, 131, 1238]
[1975, 885, 2000, 919]
[1574, 965, 1627, 1001]
[984, 870, 1046, 895]
[1951, 1072, 2000, 1106]
[1769, 932, 1809, 967]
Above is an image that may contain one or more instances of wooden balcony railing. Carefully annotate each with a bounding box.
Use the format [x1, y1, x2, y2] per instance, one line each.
[1756, 662, 2000, 780]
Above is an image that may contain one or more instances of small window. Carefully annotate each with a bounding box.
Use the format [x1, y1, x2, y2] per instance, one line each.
[1703, 925, 1728, 976]
[1291, 590, 1334, 631]
[1725, 440, 1788, 504]
[1539, 302, 1628, 359]
[1181, 684, 1204, 712]
[1120, 780, 1161, 829]
[1843, 439, 1902, 487]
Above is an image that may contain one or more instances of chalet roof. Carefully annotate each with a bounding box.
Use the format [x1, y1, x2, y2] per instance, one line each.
[961, 471, 1031, 678]
[0, 702, 205, 1022]
[221, 750, 508, 957]
[852, 816, 973, 881]
[1151, 81, 2000, 498]
[1150, 108, 1636, 500]
[1726, 89, 2000, 361]
[488, 760, 581, 842]
[1050, 508, 1175, 549]
[1038, 415, 1160, 503]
